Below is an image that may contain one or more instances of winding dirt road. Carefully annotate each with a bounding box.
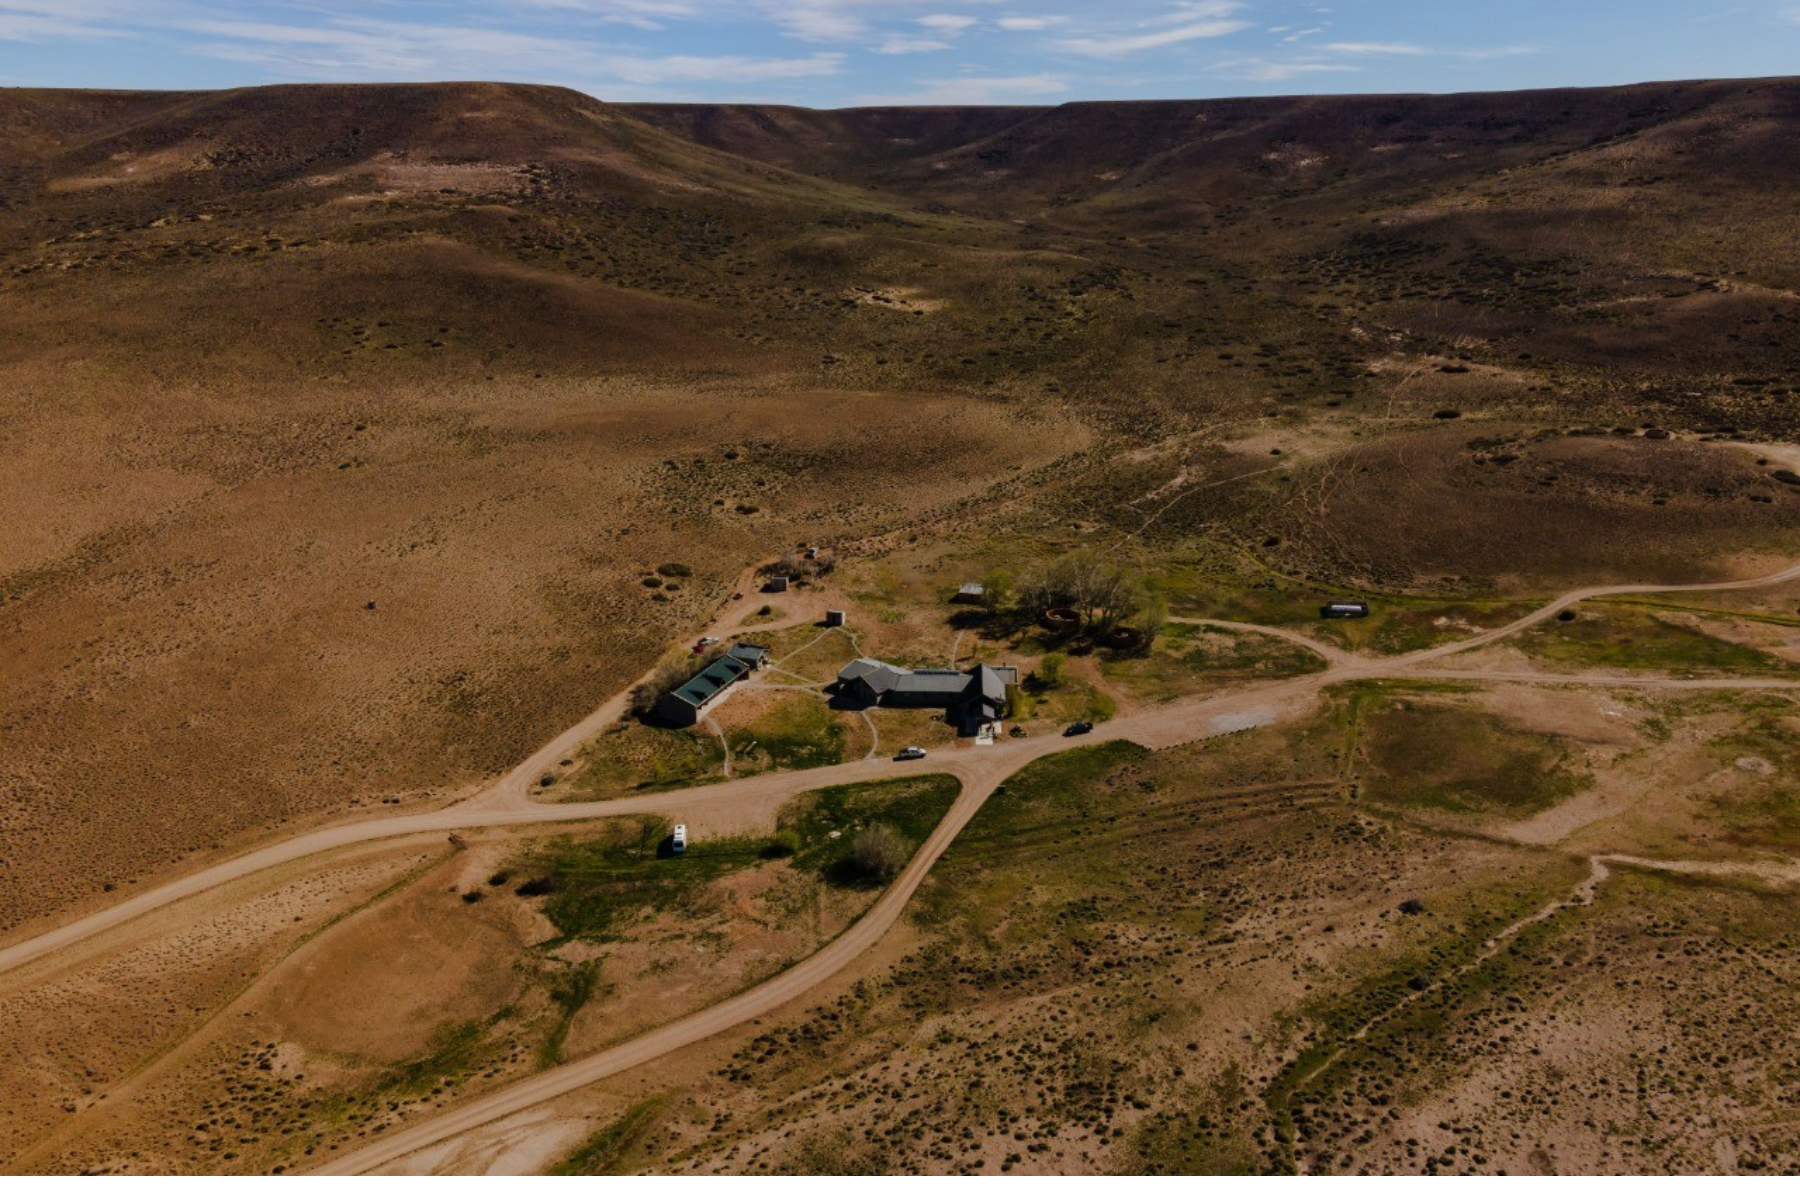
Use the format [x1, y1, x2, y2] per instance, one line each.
[317, 556, 1800, 1175]
[5, 556, 1800, 1172]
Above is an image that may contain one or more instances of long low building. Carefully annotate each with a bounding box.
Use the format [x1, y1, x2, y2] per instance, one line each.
[835, 658, 1018, 734]
[653, 643, 767, 727]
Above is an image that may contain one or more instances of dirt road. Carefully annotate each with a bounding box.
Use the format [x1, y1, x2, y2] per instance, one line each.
[6, 556, 1800, 1172]
[314, 557, 1800, 1175]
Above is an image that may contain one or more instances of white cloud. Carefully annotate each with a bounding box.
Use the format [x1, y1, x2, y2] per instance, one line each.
[0, 0, 135, 42]
[917, 13, 978, 34]
[177, 15, 843, 90]
[995, 15, 1065, 31]
[1458, 43, 1539, 59]
[876, 35, 951, 54]
[1214, 56, 1358, 81]
[860, 70, 1067, 105]
[500, 0, 700, 30]
[758, 2, 870, 43]
[1320, 41, 1428, 55]
[0, 13, 111, 40]
[1145, 0, 1245, 25]
[611, 52, 844, 83]
[1059, 17, 1250, 57]
[1056, 1, 1249, 56]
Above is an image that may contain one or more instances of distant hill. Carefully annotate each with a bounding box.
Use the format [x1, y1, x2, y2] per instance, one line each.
[3, 76, 1800, 940]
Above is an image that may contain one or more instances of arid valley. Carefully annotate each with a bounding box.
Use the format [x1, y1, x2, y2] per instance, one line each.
[4, 76, 1800, 1175]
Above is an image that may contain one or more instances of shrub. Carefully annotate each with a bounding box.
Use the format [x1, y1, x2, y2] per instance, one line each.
[1137, 595, 1168, 654]
[629, 655, 699, 717]
[761, 828, 802, 859]
[852, 823, 912, 880]
[656, 562, 693, 578]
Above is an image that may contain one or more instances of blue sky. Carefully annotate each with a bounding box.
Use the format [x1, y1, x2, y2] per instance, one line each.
[4, 1, 1799, 106]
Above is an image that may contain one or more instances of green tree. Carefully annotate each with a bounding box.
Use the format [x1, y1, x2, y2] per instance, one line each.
[978, 567, 1013, 612]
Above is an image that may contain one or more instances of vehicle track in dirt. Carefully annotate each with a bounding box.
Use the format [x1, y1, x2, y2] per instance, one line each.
[6, 557, 1800, 1173]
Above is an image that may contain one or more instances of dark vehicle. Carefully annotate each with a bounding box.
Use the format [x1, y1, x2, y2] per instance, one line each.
[1064, 720, 1094, 737]
[1319, 601, 1370, 619]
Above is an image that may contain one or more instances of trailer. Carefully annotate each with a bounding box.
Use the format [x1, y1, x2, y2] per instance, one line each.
[1319, 601, 1370, 619]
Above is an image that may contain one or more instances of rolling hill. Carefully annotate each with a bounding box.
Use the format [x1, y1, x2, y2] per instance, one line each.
[2, 75, 1798, 942]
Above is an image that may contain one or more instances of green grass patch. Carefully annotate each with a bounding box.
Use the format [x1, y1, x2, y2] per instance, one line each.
[1517, 605, 1797, 675]
[781, 774, 961, 884]
[1102, 624, 1325, 701]
[519, 778, 960, 942]
[539, 962, 600, 1068]
[1355, 696, 1588, 815]
[380, 1012, 508, 1099]
[1703, 697, 1800, 850]
[566, 722, 724, 799]
[730, 691, 848, 771]
[955, 740, 1152, 849]
[1010, 674, 1117, 724]
[756, 625, 859, 682]
[523, 817, 765, 944]
[1152, 558, 1542, 656]
[549, 1098, 668, 1175]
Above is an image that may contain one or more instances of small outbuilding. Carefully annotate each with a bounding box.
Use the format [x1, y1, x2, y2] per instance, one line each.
[1320, 601, 1370, 619]
[764, 574, 790, 594]
[652, 643, 768, 727]
[824, 609, 845, 627]
[954, 582, 986, 605]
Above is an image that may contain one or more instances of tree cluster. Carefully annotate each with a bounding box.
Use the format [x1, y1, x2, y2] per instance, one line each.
[1016, 550, 1165, 648]
[628, 652, 711, 717]
[771, 546, 837, 582]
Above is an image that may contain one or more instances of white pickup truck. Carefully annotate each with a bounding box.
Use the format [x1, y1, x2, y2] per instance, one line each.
[671, 824, 688, 854]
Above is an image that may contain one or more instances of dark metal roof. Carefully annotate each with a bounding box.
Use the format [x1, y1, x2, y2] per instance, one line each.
[669, 655, 750, 707]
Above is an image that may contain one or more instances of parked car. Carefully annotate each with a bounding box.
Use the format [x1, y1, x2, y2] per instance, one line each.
[1064, 720, 1094, 737]
[895, 746, 928, 761]
[671, 824, 688, 854]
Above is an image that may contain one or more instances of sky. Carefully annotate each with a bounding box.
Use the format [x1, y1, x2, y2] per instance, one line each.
[3, 1, 1799, 107]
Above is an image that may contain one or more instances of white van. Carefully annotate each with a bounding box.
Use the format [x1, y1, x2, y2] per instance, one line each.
[672, 824, 688, 854]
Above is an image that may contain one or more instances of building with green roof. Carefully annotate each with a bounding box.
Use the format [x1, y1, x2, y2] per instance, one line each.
[651, 644, 767, 727]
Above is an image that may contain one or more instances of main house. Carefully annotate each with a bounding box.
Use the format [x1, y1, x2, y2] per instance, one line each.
[653, 643, 767, 727]
[834, 658, 1018, 735]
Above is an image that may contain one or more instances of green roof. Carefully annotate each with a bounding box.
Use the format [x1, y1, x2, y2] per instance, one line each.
[670, 655, 750, 707]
